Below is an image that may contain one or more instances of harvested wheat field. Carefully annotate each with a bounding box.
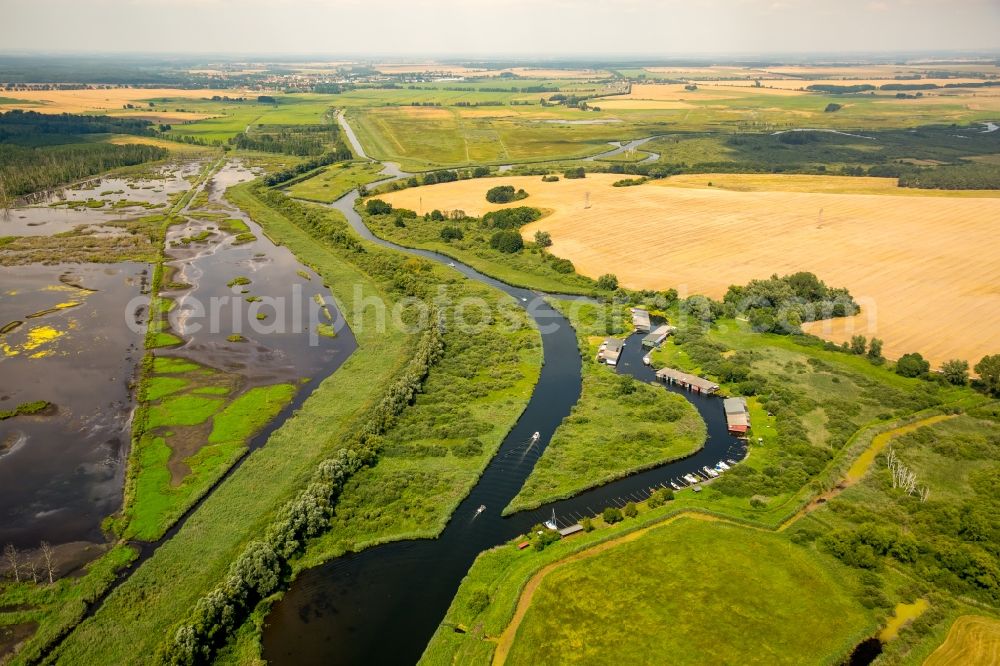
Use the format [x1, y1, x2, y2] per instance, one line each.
[0, 88, 248, 114]
[378, 173, 1000, 366]
[925, 615, 1000, 666]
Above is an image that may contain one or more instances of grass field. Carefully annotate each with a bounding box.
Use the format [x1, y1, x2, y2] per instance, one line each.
[505, 299, 705, 514]
[285, 161, 386, 202]
[346, 106, 655, 170]
[379, 173, 1000, 365]
[925, 615, 1000, 666]
[503, 519, 872, 666]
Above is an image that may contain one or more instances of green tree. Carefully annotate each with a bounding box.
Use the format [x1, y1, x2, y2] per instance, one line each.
[534, 230, 552, 247]
[580, 517, 594, 532]
[941, 359, 969, 385]
[439, 226, 464, 242]
[895, 352, 930, 378]
[623, 501, 638, 518]
[489, 230, 523, 253]
[602, 507, 623, 524]
[974, 354, 1000, 395]
[867, 338, 884, 364]
[596, 273, 619, 291]
[365, 199, 392, 215]
[850, 335, 867, 355]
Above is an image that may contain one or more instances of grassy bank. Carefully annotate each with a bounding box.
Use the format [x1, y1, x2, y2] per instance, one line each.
[505, 298, 705, 514]
[284, 160, 385, 203]
[48, 186, 416, 663]
[360, 204, 599, 295]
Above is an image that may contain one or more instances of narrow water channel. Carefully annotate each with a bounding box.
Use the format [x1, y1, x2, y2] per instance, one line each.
[261, 187, 745, 664]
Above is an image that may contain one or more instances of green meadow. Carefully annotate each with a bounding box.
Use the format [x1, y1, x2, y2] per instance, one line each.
[285, 160, 386, 202]
[507, 519, 873, 666]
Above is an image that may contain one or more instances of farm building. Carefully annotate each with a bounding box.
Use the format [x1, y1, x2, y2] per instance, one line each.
[598, 337, 625, 366]
[631, 308, 651, 332]
[655, 367, 720, 394]
[724, 397, 751, 435]
[642, 324, 677, 348]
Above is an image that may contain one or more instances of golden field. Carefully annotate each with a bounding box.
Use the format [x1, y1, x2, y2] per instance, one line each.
[924, 616, 1000, 666]
[0, 88, 249, 114]
[379, 173, 1000, 365]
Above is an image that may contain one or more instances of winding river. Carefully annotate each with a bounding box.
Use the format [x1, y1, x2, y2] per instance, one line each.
[261, 125, 745, 664]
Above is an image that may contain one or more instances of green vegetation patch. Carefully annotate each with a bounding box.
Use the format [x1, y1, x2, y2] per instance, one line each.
[0, 399, 51, 420]
[146, 393, 224, 429]
[285, 161, 386, 203]
[208, 384, 296, 446]
[506, 519, 873, 665]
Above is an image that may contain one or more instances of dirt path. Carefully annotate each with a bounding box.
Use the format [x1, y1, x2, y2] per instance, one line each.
[492, 413, 953, 665]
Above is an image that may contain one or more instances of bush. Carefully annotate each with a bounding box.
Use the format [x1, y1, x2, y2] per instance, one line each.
[895, 352, 930, 378]
[365, 199, 392, 215]
[489, 230, 524, 253]
[596, 273, 619, 291]
[534, 230, 552, 247]
[563, 167, 585, 179]
[541, 175, 559, 182]
[550, 258, 574, 274]
[485, 185, 528, 203]
[580, 517, 594, 532]
[623, 501, 638, 518]
[467, 588, 490, 614]
[750, 495, 769, 509]
[439, 226, 464, 242]
[602, 507, 623, 524]
[482, 206, 541, 230]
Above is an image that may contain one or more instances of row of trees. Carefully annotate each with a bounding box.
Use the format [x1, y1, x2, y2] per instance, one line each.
[261, 147, 352, 187]
[2, 542, 57, 585]
[163, 314, 446, 664]
[0, 142, 168, 199]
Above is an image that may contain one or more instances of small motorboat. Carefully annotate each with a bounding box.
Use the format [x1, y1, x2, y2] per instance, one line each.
[474, 504, 486, 516]
[717, 461, 731, 471]
[670, 481, 681, 490]
[703, 466, 719, 478]
[531, 431, 540, 443]
[447, 261, 456, 267]
[521, 297, 527, 302]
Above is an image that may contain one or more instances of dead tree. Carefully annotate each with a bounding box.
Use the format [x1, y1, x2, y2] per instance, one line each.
[3, 544, 20, 583]
[40, 541, 56, 584]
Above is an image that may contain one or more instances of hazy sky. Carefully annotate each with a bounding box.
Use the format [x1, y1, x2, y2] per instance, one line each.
[3, 0, 999, 56]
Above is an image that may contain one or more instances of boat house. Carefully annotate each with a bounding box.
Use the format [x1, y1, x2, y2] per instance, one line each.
[598, 337, 625, 366]
[655, 367, 720, 394]
[631, 308, 651, 332]
[724, 397, 751, 435]
[642, 323, 677, 348]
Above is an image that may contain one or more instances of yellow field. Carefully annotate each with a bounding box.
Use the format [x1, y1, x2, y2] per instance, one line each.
[0, 88, 249, 114]
[925, 615, 1000, 666]
[704, 77, 996, 90]
[378, 174, 1000, 365]
[606, 83, 809, 102]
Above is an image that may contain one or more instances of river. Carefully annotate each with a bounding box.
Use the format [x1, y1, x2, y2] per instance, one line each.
[262, 157, 744, 663]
